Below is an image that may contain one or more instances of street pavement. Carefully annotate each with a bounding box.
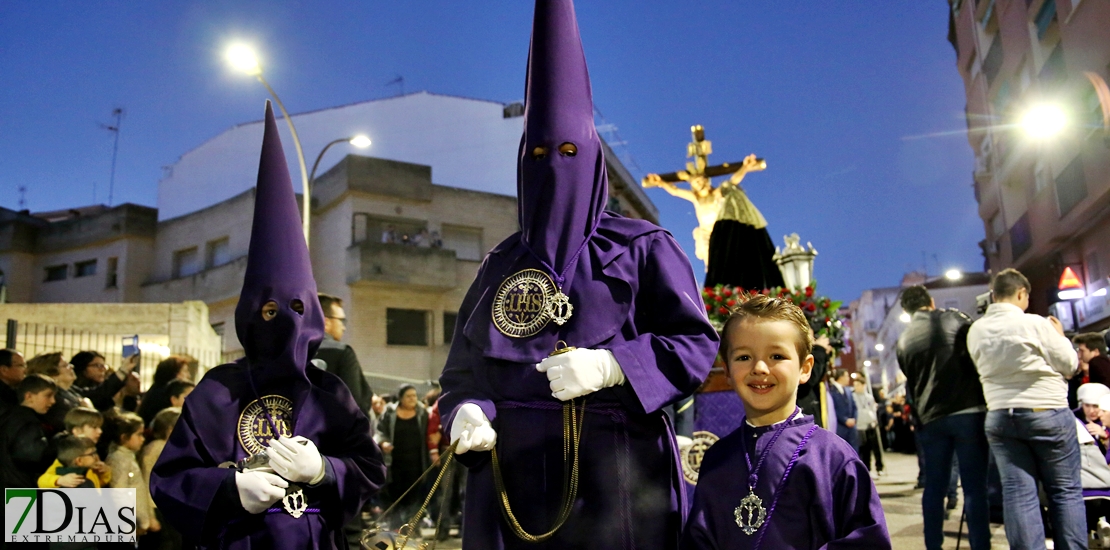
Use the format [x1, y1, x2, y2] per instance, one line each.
[878, 450, 1014, 549]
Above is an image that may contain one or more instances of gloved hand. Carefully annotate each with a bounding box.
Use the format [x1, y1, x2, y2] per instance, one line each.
[268, 436, 326, 485]
[235, 470, 288, 514]
[536, 348, 625, 401]
[450, 403, 497, 455]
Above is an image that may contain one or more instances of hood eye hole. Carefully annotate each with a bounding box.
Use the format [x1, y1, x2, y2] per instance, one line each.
[531, 146, 549, 160]
[290, 300, 304, 315]
[558, 142, 577, 157]
[261, 301, 278, 321]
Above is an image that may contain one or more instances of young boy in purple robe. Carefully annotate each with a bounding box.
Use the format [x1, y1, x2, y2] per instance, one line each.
[682, 294, 890, 549]
[150, 102, 386, 550]
[437, 0, 719, 548]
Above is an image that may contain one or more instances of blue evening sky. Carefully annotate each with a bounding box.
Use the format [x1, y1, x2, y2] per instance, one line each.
[0, 2, 981, 303]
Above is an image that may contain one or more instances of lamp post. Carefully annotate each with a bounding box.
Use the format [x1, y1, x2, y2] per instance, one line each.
[772, 233, 818, 291]
[309, 136, 372, 188]
[226, 44, 312, 245]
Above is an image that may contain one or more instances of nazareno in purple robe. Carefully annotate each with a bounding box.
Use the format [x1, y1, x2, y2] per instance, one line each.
[437, 1, 719, 549]
[681, 415, 891, 550]
[150, 102, 386, 550]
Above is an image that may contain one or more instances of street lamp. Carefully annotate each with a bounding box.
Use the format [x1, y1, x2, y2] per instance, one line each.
[308, 136, 372, 190]
[1019, 103, 1068, 140]
[874, 343, 884, 352]
[945, 269, 963, 281]
[226, 43, 312, 245]
[772, 233, 818, 291]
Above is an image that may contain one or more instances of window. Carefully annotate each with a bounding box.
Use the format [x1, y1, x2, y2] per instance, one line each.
[44, 265, 67, 282]
[1055, 156, 1087, 218]
[205, 237, 231, 269]
[442, 225, 483, 261]
[387, 309, 429, 346]
[352, 213, 369, 244]
[443, 312, 458, 345]
[105, 257, 118, 288]
[173, 247, 200, 278]
[74, 259, 97, 278]
[1010, 214, 1032, 260]
[1087, 250, 1102, 286]
[211, 322, 225, 339]
[982, 36, 1003, 84]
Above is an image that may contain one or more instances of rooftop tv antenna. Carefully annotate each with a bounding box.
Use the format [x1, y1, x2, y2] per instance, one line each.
[100, 107, 124, 206]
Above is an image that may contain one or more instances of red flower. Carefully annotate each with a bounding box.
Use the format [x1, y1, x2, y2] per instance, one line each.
[718, 306, 729, 315]
[722, 288, 733, 298]
[705, 303, 713, 312]
[821, 299, 830, 308]
[805, 286, 814, 297]
[726, 299, 736, 307]
[806, 303, 817, 312]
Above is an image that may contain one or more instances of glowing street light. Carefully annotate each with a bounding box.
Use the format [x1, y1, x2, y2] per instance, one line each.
[874, 343, 885, 352]
[225, 43, 312, 246]
[899, 312, 912, 323]
[1020, 104, 1068, 140]
[945, 269, 963, 281]
[308, 136, 372, 192]
[863, 360, 872, 367]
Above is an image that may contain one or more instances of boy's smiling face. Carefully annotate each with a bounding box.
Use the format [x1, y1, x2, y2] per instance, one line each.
[725, 319, 814, 427]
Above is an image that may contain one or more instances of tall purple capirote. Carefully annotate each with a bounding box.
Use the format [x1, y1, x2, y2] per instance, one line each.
[234, 101, 325, 393]
[517, 0, 608, 274]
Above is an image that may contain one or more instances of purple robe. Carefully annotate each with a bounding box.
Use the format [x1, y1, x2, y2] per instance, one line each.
[682, 415, 891, 550]
[151, 102, 385, 549]
[439, 1, 718, 547]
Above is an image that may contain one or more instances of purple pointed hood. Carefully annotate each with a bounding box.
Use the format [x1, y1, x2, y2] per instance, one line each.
[517, 0, 608, 272]
[234, 101, 325, 397]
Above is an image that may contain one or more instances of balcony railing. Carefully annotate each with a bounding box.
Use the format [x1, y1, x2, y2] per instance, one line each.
[347, 241, 459, 288]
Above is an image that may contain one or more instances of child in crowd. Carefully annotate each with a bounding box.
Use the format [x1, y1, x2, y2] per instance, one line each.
[141, 407, 183, 550]
[164, 379, 195, 409]
[39, 407, 111, 488]
[0, 374, 58, 491]
[1077, 383, 1110, 454]
[106, 412, 158, 535]
[682, 294, 891, 549]
[39, 435, 104, 488]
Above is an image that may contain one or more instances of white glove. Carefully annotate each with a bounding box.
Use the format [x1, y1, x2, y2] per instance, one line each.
[235, 470, 288, 514]
[450, 403, 497, 455]
[536, 348, 625, 401]
[267, 436, 326, 485]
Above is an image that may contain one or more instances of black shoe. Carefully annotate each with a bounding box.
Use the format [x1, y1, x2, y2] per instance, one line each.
[947, 498, 959, 511]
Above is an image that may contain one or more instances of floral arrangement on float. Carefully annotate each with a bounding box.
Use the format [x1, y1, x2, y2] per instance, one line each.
[702, 283, 845, 348]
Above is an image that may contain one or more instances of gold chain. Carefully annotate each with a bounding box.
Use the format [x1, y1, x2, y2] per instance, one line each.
[490, 398, 586, 543]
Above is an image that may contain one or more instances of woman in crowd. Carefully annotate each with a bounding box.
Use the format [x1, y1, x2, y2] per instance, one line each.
[376, 384, 431, 528]
[27, 352, 87, 437]
[138, 355, 193, 425]
[71, 351, 136, 411]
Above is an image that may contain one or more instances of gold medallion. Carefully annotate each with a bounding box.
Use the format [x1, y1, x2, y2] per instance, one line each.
[680, 430, 720, 485]
[493, 269, 558, 338]
[238, 395, 295, 455]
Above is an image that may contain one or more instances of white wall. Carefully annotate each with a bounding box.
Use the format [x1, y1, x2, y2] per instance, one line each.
[158, 92, 523, 221]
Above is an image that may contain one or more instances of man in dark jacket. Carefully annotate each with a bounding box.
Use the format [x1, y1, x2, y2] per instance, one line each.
[0, 375, 58, 493]
[896, 285, 990, 550]
[0, 348, 27, 411]
[313, 293, 373, 414]
[1076, 333, 1110, 386]
[829, 369, 859, 450]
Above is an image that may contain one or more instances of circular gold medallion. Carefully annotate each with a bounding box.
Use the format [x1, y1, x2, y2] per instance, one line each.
[493, 269, 556, 338]
[680, 430, 720, 485]
[238, 395, 295, 455]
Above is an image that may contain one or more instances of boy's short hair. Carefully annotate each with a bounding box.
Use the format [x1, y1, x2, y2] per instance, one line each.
[900, 286, 932, 314]
[166, 379, 196, 400]
[318, 293, 343, 316]
[151, 407, 182, 441]
[17, 374, 56, 401]
[110, 412, 144, 444]
[56, 435, 96, 467]
[1074, 333, 1108, 356]
[64, 407, 104, 431]
[26, 352, 64, 377]
[721, 293, 814, 358]
[991, 268, 1031, 300]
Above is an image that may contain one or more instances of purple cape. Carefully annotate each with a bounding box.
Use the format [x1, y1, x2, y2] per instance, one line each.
[682, 415, 891, 550]
[439, 1, 718, 547]
[150, 102, 385, 549]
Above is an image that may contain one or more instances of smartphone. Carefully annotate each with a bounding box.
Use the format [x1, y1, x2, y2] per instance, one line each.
[122, 335, 140, 372]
